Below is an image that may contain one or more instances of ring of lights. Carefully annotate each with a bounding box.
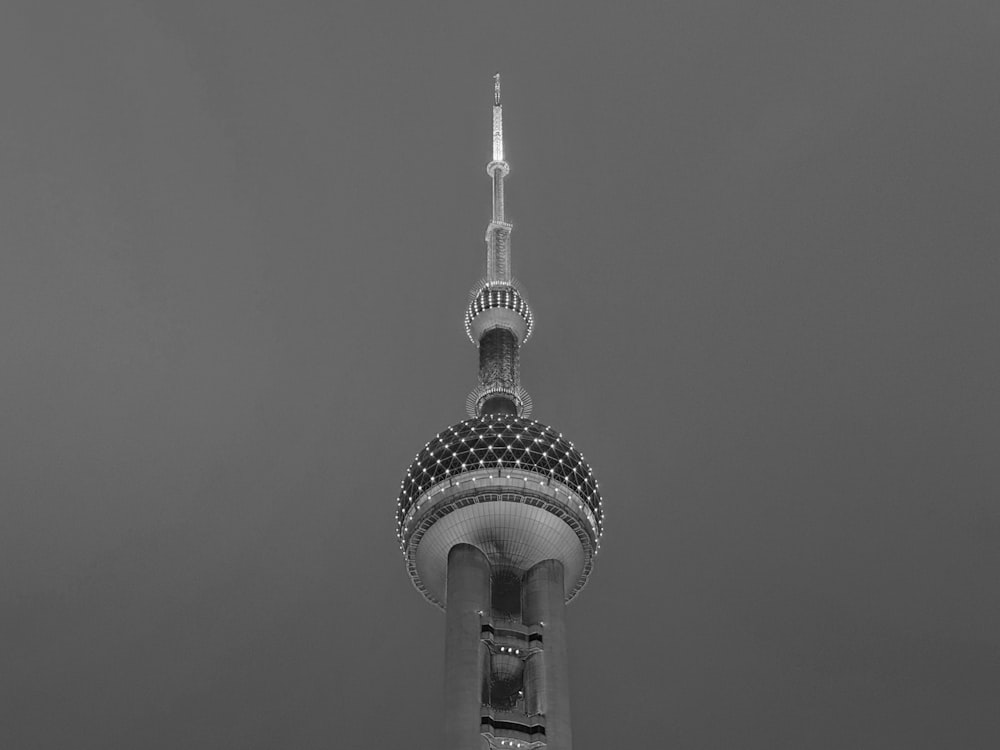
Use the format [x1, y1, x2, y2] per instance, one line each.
[402, 483, 598, 608]
[487, 160, 510, 177]
[484, 734, 544, 750]
[466, 284, 534, 345]
[396, 416, 603, 536]
[467, 384, 533, 419]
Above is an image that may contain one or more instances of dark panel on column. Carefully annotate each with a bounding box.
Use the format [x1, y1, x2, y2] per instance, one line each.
[444, 544, 491, 750]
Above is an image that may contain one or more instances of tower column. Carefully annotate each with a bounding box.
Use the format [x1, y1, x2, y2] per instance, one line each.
[523, 559, 572, 750]
[492, 168, 505, 221]
[444, 543, 491, 750]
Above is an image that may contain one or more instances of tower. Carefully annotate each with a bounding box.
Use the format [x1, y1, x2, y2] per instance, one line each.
[396, 75, 604, 750]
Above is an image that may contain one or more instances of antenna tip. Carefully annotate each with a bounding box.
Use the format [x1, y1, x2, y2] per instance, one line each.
[493, 72, 501, 106]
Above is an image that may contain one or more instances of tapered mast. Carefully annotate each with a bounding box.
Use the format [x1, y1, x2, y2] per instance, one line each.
[486, 72, 512, 284]
[465, 73, 534, 418]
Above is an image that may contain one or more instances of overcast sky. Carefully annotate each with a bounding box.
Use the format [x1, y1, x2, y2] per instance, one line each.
[2, 2, 998, 748]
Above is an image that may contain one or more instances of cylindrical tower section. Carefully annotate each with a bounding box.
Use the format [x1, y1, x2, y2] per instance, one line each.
[492, 167, 505, 222]
[524, 651, 545, 717]
[443, 543, 491, 750]
[523, 559, 572, 750]
[465, 285, 533, 418]
[478, 328, 519, 416]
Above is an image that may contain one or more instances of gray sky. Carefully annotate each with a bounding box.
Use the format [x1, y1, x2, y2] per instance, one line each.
[2, 2, 998, 748]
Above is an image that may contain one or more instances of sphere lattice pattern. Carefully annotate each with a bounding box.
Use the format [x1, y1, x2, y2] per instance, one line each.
[397, 414, 603, 538]
[465, 284, 534, 344]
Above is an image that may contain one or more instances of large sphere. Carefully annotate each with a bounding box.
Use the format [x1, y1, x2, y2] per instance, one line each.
[396, 414, 603, 608]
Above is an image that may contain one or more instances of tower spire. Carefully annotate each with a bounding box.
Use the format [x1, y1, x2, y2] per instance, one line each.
[492, 72, 503, 164]
[486, 72, 511, 282]
[464, 74, 533, 419]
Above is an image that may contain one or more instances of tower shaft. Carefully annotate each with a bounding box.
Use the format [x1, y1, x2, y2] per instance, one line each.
[478, 328, 520, 416]
[444, 545, 571, 750]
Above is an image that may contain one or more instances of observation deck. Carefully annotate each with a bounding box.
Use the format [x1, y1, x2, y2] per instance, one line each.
[396, 414, 603, 608]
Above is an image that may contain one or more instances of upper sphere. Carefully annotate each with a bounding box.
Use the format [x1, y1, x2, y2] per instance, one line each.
[465, 282, 533, 345]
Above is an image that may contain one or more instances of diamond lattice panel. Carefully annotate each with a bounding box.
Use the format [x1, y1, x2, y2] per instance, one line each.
[397, 415, 603, 539]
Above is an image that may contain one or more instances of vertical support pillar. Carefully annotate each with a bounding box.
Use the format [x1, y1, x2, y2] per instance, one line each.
[523, 651, 545, 717]
[444, 544, 491, 750]
[523, 559, 572, 750]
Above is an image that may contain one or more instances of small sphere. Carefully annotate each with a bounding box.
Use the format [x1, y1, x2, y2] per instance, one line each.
[465, 283, 533, 344]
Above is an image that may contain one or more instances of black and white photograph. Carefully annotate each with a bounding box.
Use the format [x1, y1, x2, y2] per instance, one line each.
[2, 3, 998, 748]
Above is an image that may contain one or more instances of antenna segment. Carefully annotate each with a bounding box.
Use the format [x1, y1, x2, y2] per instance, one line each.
[492, 72, 504, 163]
[486, 72, 511, 284]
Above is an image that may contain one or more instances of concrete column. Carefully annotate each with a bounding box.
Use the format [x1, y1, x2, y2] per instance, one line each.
[444, 543, 491, 750]
[523, 651, 545, 717]
[522, 559, 571, 750]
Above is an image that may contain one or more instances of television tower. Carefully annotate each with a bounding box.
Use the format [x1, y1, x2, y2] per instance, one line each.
[396, 74, 604, 750]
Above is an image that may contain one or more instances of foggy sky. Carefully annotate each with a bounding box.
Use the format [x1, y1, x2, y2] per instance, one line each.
[2, 2, 998, 748]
